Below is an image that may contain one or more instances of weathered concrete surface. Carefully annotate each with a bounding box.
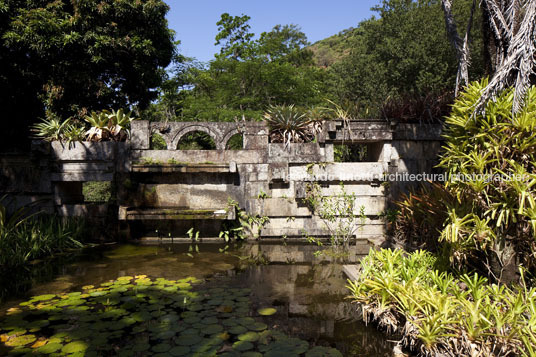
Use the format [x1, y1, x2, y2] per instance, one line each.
[1, 120, 444, 241]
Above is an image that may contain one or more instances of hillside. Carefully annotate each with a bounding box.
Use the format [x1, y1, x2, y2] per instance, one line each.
[308, 27, 359, 67]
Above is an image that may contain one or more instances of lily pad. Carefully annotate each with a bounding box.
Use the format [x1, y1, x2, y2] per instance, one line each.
[36, 342, 63, 354]
[258, 307, 277, 316]
[248, 322, 268, 331]
[203, 324, 224, 335]
[233, 340, 254, 351]
[62, 341, 88, 354]
[169, 345, 191, 356]
[152, 343, 172, 353]
[5, 334, 36, 347]
[228, 325, 248, 335]
[238, 331, 259, 342]
[175, 334, 203, 346]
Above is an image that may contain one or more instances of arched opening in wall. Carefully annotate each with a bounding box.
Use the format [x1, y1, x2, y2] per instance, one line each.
[177, 131, 217, 150]
[225, 133, 243, 150]
[334, 142, 383, 162]
[150, 133, 167, 150]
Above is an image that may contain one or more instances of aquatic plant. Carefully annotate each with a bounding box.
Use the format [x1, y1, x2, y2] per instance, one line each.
[0, 276, 342, 356]
[348, 248, 536, 356]
[0, 200, 87, 269]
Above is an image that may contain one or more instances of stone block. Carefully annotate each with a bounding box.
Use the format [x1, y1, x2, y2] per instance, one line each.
[268, 163, 289, 182]
[131, 120, 151, 149]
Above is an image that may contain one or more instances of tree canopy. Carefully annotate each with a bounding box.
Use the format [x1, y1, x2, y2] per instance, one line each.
[0, 0, 176, 149]
[145, 13, 327, 123]
[327, 0, 487, 114]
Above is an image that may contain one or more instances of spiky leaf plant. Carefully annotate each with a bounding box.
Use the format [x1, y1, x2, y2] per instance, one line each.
[263, 105, 313, 146]
[84, 111, 111, 141]
[31, 114, 71, 142]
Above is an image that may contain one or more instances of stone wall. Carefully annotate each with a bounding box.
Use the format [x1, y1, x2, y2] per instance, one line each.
[0, 120, 443, 243]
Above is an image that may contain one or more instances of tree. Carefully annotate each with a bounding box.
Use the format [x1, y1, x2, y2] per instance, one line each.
[166, 14, 327, 122]
[328, 0, 485, 114]
[441, 0, 536, 112]
[0, 0, 175, 149]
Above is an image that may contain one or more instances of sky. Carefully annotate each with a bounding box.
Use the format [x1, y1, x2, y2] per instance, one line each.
[165, 0, 380, 63]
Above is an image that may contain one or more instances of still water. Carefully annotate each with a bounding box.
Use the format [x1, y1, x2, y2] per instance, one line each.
[0, 242, 395, 356]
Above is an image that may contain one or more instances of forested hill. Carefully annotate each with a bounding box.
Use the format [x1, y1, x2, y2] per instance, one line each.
[308, 27, 359, 67]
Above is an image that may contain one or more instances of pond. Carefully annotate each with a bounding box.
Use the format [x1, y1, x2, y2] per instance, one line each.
[0, 242, 395, 356]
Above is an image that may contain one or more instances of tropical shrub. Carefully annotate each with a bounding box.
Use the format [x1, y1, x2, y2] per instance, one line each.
[33, 109, 137, 143]
[348, 248, 536, 356]
[438, 80, 536, 279]
[85, 109, 137, 142]
[32, 113, 72, 142]
[393, 182, 458, 253]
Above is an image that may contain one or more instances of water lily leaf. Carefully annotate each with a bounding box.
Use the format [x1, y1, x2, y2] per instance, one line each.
[203, 324, 223, 335]
[61, 341, 88, 354]
[32, 294, 56, 301]
[175, 334, 202, 346]
[258, 307, 277, 316]
[155, 330, 176, 339]
[229, 325, 248, 335]
[242, 352, 263, 357]
[36, 342, 62, 354]
[248, 322, 268, 331]
[233, 340, 254, 351]
[169, 345, 191, 356]
[5, 334, 36, 347]
[201, 317, 218, 324]
[152, 343, 171, 353]
[132, 342, 150, 352]
[238, 331, 259, 342]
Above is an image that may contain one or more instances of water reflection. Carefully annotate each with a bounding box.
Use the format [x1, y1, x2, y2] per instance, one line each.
[0, 242, 395, 356]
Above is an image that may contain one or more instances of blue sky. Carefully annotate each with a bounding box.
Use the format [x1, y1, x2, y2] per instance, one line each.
[165, 0, 380, 63]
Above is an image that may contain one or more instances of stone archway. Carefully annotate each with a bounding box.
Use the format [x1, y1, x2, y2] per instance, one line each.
[221, 128, 244, 150]
[171, 125, 223, 150]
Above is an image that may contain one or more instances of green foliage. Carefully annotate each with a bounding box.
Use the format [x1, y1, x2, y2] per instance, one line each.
[32, 114, 73, 142]
[348, 248, 536, 356]
[334, 144, 368, 162]
[327, 0, 486, 116]
[309, 28, 357, 67]
[177, 131, 216, 150]
[83, 182, 112, 203]
[33, 108, 136, 142]
[0, 199, 87, 269]
[221, 199, 269, 241]
[305, 182, 364, 247]
[0, 0, 175, 149]
[150, 133, 168, 150]
[145, 14, 327, 123]
[437, 80, 536, 277]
